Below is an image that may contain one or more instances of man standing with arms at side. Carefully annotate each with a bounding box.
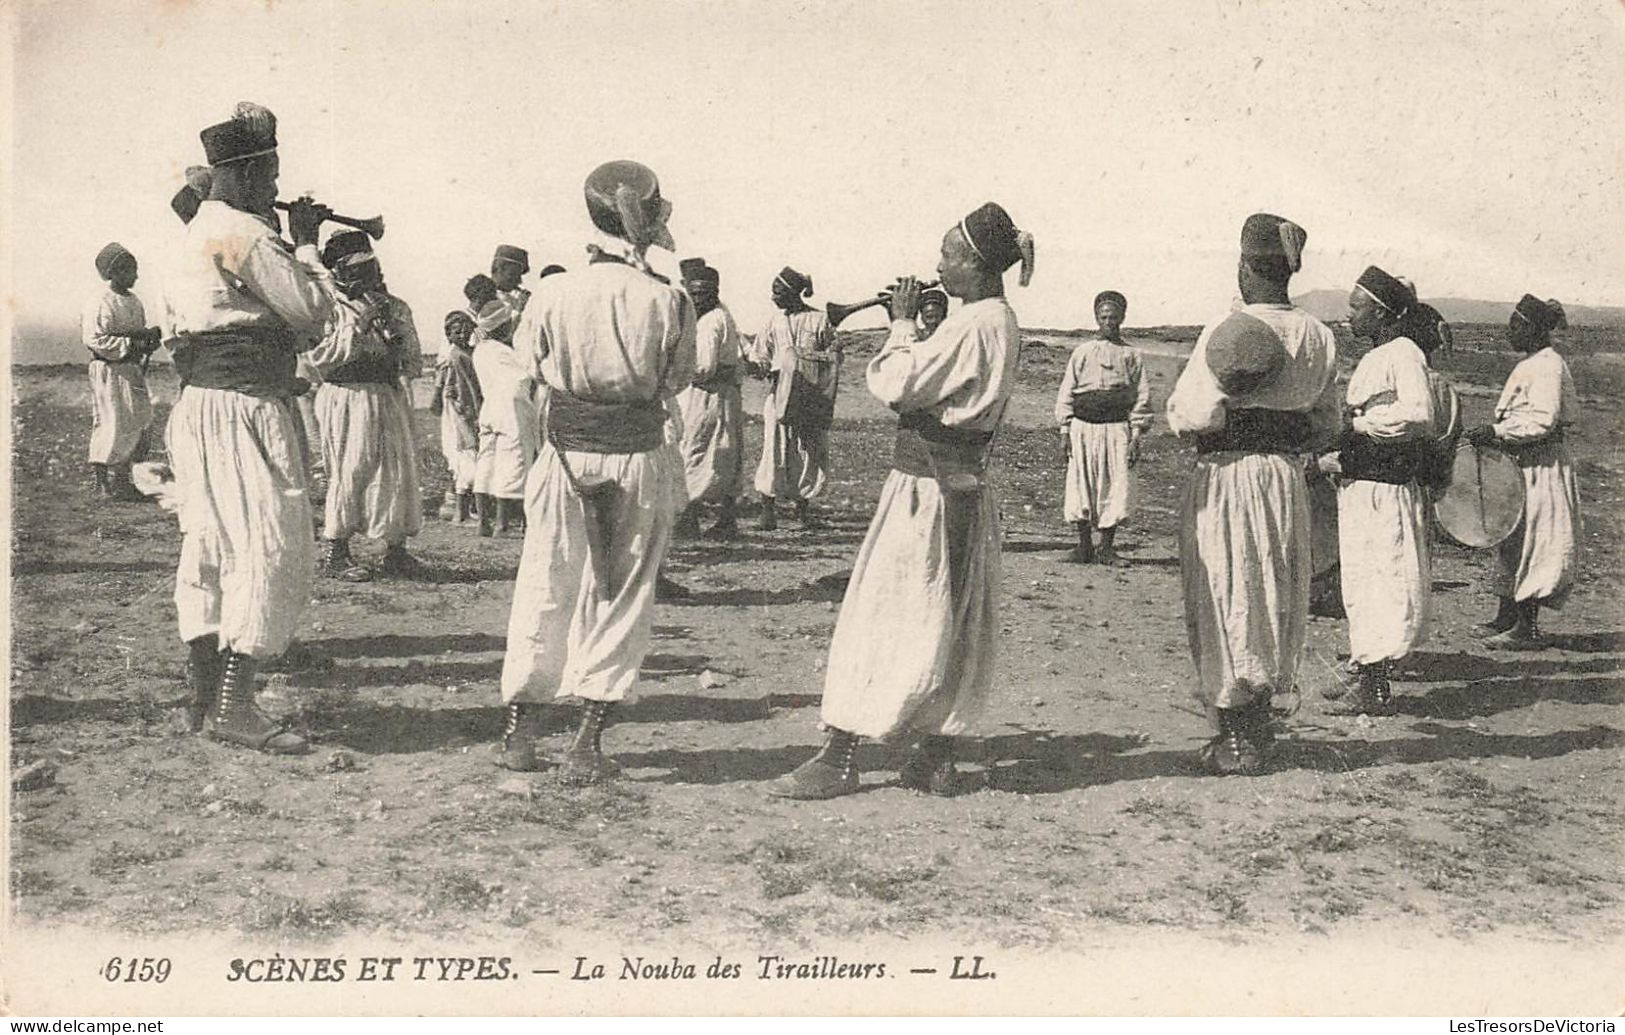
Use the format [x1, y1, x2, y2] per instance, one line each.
[497, 160, 695, 782]
[164, 103, 339, 752]
[1165, 214, 1340, 775]
[673, 260, 745, 539]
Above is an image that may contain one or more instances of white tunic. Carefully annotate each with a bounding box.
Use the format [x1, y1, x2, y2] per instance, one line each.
[81, 287, 154, 465]
[164, 200, 337, 656]
[1054, 337, 1154, 528]
[1166, 302, 1340, 719]
[500, 260, 696, 704]
[1493, 347, 1582, 606]
[1339, 336, 1436, 664]
[472, 335, 538, 499]
[821, 297, 1021, 740]
[675, 303, 745, 503]
[747, 309, 837, 500]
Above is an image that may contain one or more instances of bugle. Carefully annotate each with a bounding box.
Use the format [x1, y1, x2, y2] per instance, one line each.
[273, 199, 386, 240]
[826, 278, 941, 327]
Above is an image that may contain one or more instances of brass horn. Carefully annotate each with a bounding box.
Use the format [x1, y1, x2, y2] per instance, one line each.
[273, 200, 386, 240]
[826, 279, 940, 328]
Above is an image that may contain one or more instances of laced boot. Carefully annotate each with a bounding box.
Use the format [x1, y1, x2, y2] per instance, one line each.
[1245, 691, 1277, 756]
[1324, 661, 1395, 716]
[496, 701, 548, 772]
[704, 497, 740, 540]
[477, 494, 496, 538]
[1096, 526, 1123, 566]
[794, 497, 822, 528]
[180, 635, 223, 733]
[1478, 596, 1518, 635]
[321, 538, 371, 582]
[559, 700, 620, 786]
[457, 491, 477, 524]
[1199, 708, 1264, 776]
[91, 463, 111, 498]
[898, 735, 958, 796]
[757, 495, 778, 531]
[1066, 522, 1094, 564]
[1485, 600, 1543, 651]
[766, 727, 861, 800]
[379, 541, 426, 579]
[108, 464, 146, 501]
[204, 651, 309, 754]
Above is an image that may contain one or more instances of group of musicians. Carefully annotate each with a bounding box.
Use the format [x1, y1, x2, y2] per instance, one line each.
[80, 100, 1582, 786]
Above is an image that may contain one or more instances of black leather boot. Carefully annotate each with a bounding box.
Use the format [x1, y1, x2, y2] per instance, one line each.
[379, 541, 425, 578]
[457, 490, 477, 524]
[1325, 661, 1395, 716]
[704, 496, 739, 539]
[1096, 526, 1123, 566]
[758, 495, 778, 531]
[497, 701, 548, 772]
[477, 494, 496, 538]
[321, 537, 371, 582]
[1479, 596, 1519, 635]
[91, 463, 110, 498]
[898, 735, 958, 796]
[559, 700, 620, 786]
[182, 635, 223, 733]
[1485, 599, 1543, 650]
[1199, 707, 1264, 775]
[205, 651, 309, 754]
[766, 727, 861, 800]
[1067, 522, 1094, 564]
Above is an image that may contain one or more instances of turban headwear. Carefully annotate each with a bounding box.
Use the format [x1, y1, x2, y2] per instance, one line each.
[584, 160, 675, 253]
[200, 102, 278, 166]
[1240, 213, 1307, 274]
[492, 245, 530, 274]
[1512, 294, 1560, 335]
[321, 229, 376, 272]
[919, 287, 948, 311]
[959, 202, 1034, 286]
[1205, 310, 1286, 395]
[1355, 265, 1414, 317]
[1093, 290, 1127, 315]
[774, 266, 813, 297]
[95, 242, 134, 279]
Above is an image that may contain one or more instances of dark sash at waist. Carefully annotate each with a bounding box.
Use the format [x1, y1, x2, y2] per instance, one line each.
[325, 354, 401, 385]
[546, 392, 666, 454]
[892, 411, 994, 480]
[1339, 434, 1423, 485]
[1195, 408, 1313, 455]
[171, 332, 302, 398]
[1502, 426, 1568, 466]
[1070, 385, 1136, 424]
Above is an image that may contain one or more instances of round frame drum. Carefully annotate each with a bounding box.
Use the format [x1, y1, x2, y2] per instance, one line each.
[1433, 441, 1525, 548]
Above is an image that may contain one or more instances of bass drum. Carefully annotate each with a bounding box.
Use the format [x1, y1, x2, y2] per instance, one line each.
[1433, 440, 1526, 548]
[1309, 474, 1340, 576]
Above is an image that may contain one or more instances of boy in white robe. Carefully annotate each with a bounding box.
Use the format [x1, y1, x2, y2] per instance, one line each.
[1166, 214, 1340, 775]
[431, 310, 482, 523]
[673, 261, 745, 538]
[471, 300, 536, 536]
[769, 201, 1033, 800]
[164, 102, 339, 753]
[1321, 266, 1438, 716]
[83, 243, 162, 500]
[1055, 289, 1153, 565]
[746, 267, 838, 529]
[1467, 295, 1582, 648]
[308, 230, 425, 580]
[497, 160, 696, 784]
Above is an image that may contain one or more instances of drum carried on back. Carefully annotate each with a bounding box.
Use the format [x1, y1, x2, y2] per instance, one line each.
[1433, 440, 1525, 548]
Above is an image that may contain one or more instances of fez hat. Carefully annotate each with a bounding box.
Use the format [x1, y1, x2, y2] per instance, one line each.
[959, 202, 1034, 285]
[1240, 213, 1306, 273]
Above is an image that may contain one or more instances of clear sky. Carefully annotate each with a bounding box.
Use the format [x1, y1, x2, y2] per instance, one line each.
[7, 0, 1623, 352]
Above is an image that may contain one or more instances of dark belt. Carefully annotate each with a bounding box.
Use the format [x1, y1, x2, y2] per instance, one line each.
[546, 392, 666, 454]
[892, 411, 994, 480]
[1195, 408, 1313, 455]
[1070, 385, 1136, 424]
[171, 332, 302, 398]
[1339, 434, 1422, 485]
[325, 354, 401, 385]
[1502, 426, 1568, 466]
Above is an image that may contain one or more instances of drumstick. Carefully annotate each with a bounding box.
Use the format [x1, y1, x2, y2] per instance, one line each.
[1475, 447, 1487, 538]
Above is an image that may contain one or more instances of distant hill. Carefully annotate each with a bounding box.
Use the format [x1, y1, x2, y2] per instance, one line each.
[1293, 289, 1625, 328]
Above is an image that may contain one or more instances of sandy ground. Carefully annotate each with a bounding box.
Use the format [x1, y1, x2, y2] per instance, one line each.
[9, 327, 1624, 1013]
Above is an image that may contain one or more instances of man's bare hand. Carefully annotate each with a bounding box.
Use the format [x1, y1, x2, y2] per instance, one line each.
[888, 276, 921, 322]
[284, 195, 327, 247]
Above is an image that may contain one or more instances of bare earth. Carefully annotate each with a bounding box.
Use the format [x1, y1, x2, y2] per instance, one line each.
[9, 326, 1624, 1011]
